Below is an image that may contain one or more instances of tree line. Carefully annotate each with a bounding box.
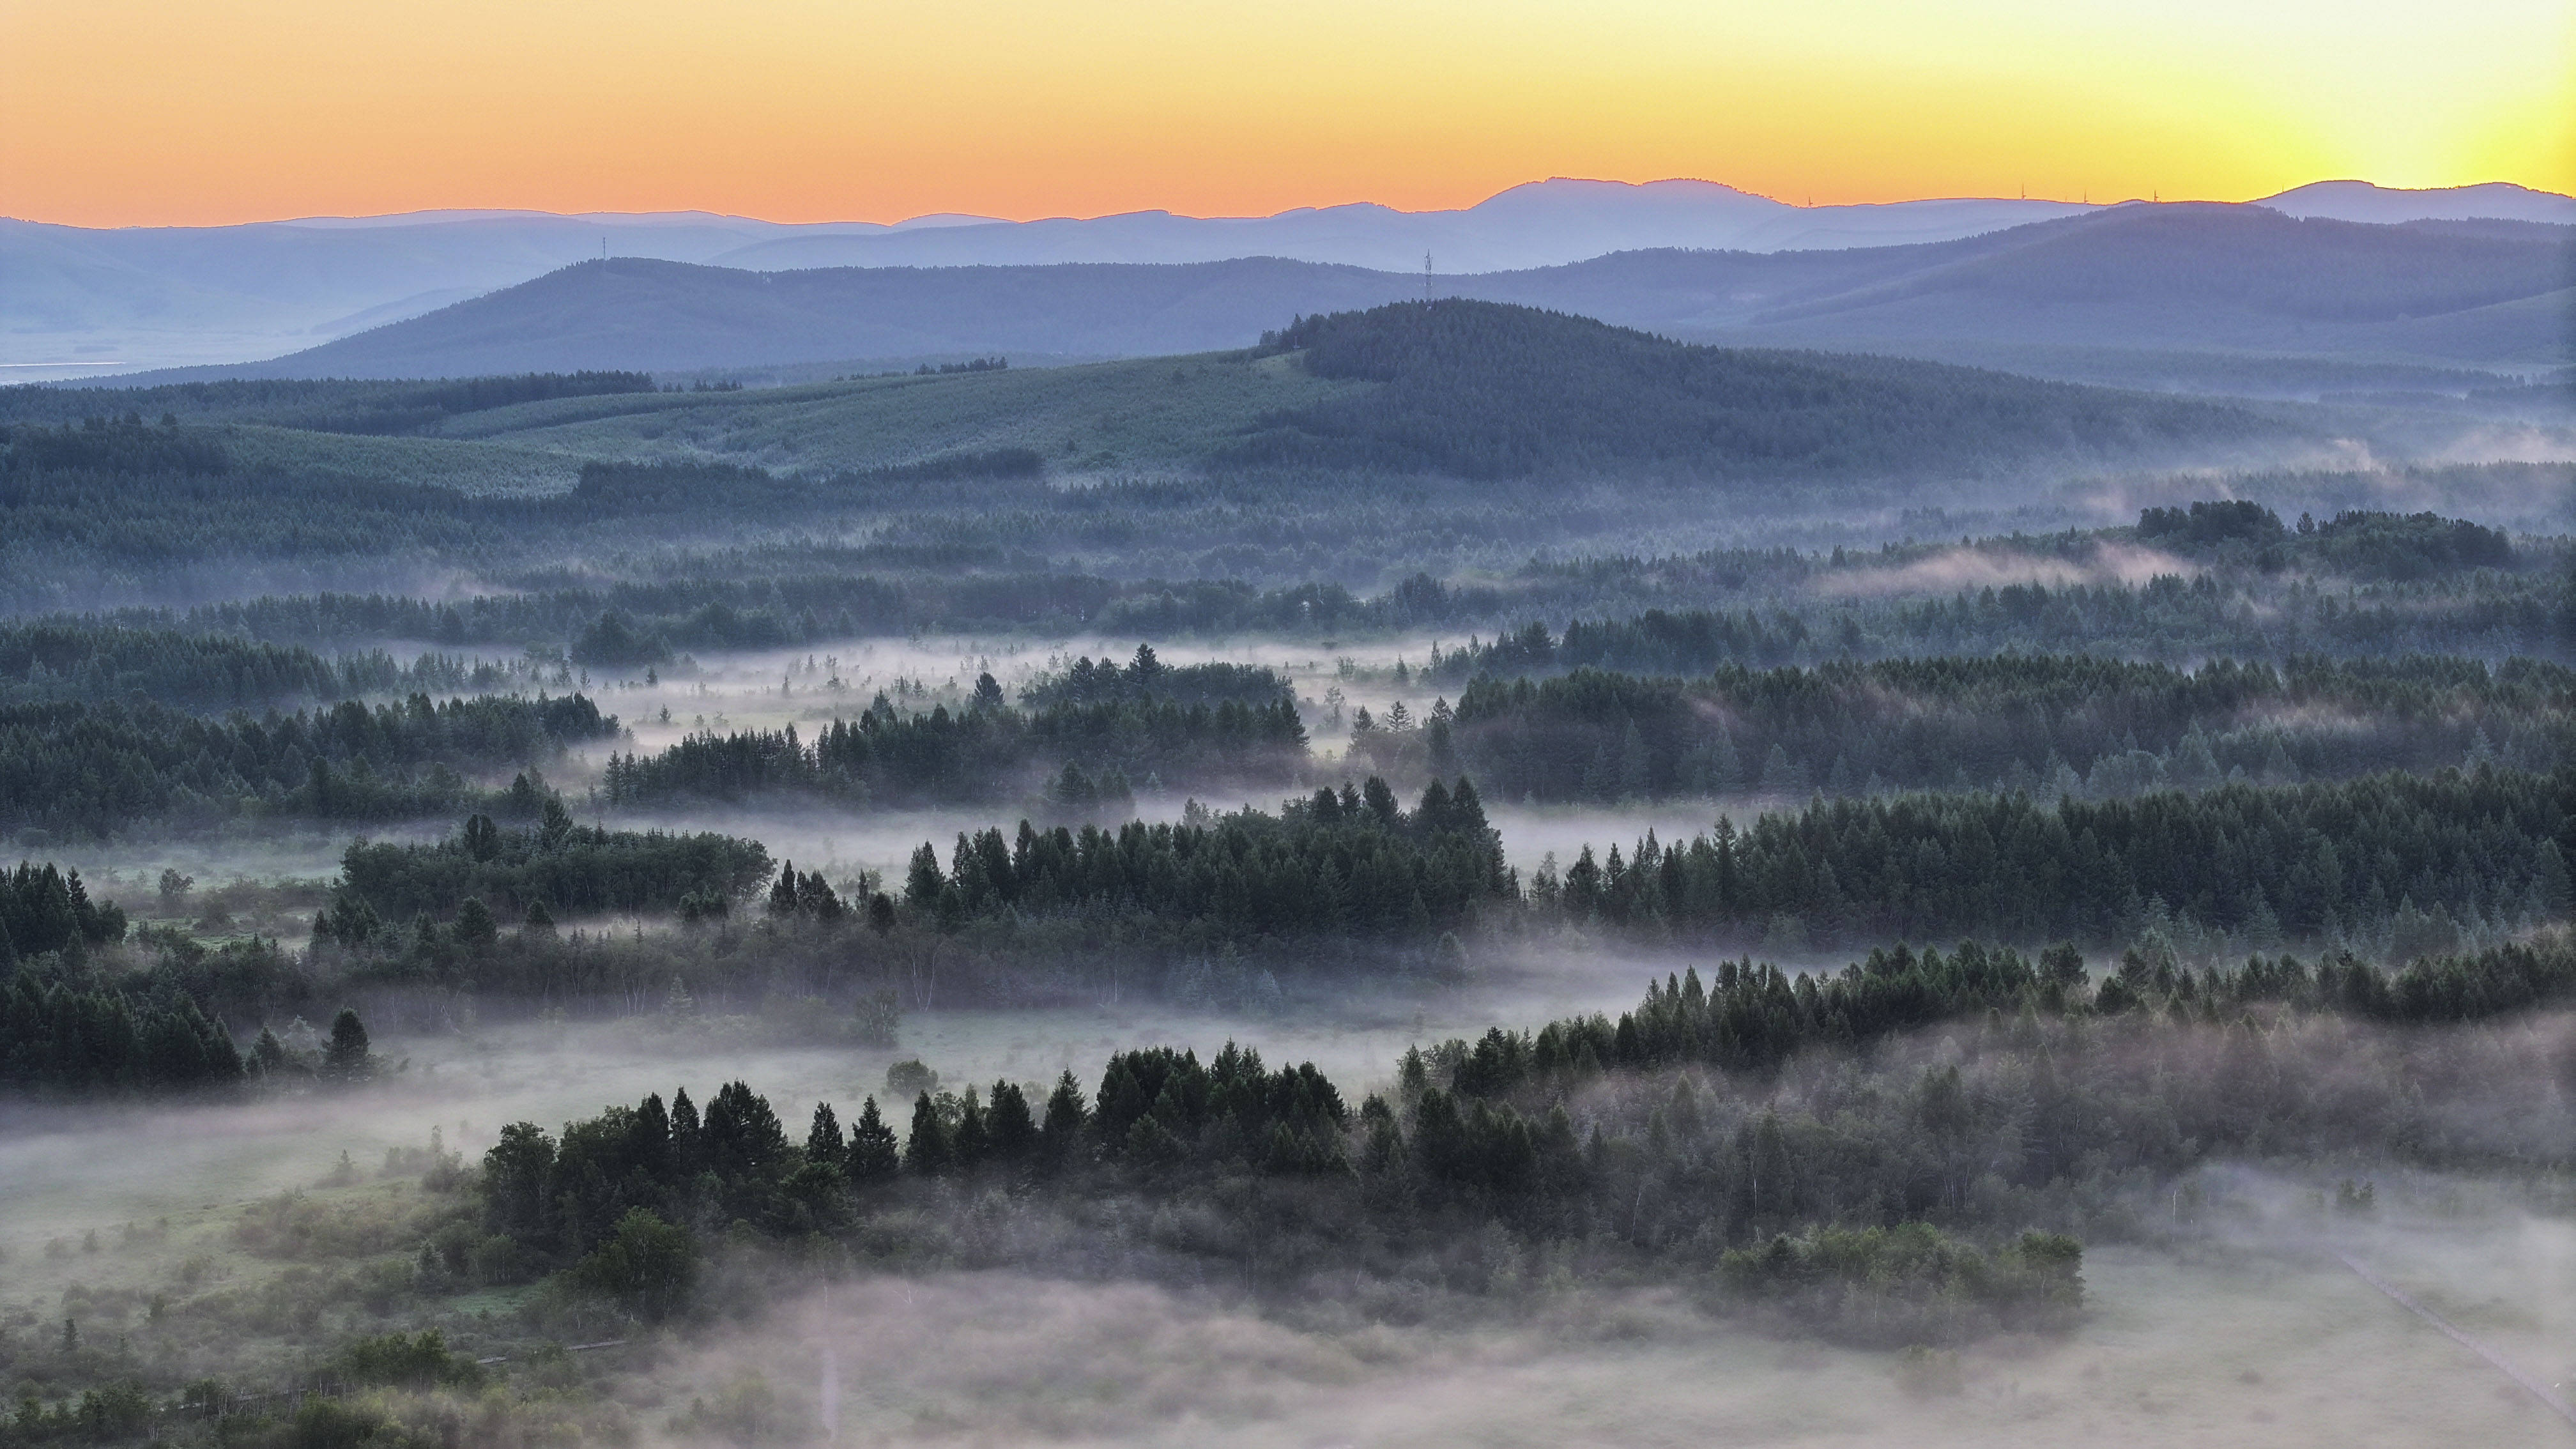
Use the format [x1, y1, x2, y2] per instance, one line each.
[1535, 764, 2572, 952]
[325, 805, 773, 939]
[65, 576, 1439, 663]
[477, 1043, 2083, 1346]
[1419, 929, 2576, 1102]
[600, 673, 1305, 809]
[0, 693, 616, 839]
[0, 373, 656, 434]
[893, 776, 1510, 945]
[1, 861, 125, 965]
[1437, 654, 2568, 803]
[328, 762, 2573, 985]
[0, 974, 245, 1094]
[0, 620, 481, 713]
[1435, 574, 2563, 688]
[1016, 647, 1292, 709]
[2137, 498, 2515, 582]
[0, 979, 376, 1097]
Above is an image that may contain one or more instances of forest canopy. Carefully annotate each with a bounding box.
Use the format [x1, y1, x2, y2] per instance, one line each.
[1229, 300, 2269, 479]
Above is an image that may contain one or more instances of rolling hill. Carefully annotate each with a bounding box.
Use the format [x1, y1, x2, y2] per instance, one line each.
[11, 302, 2288, 487]
[196, 256, 1427, 378]
[4, 180, 2087, 376]
[1216, 300, 2275, 479]
[17, 180, 2567, 380]
[157, 204, 2568, 387]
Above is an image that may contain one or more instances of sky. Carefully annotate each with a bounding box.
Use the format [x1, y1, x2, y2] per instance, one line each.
[2, 0, 2569, 228]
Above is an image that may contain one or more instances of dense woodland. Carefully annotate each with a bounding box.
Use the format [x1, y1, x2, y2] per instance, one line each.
[1, 861, 126, 963]
[470, 1050, 2089, 1349]
[1, 328, 2571, 1449]
[887, 776, 1512, 949]
[1232, 301, 2266, 479]
[0, 622, 512, 712]
[1429, 654, 2569, 802]
[442, 926, 2576, 1352]
[601, 676, 1305, 809]
[1534, 766, 2571, 955]
[326, 806, 772, 933]
[0, 694, 615, 839]
[7, 387, 2556, 659]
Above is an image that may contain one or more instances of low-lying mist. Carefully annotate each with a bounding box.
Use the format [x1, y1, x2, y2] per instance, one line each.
[628, 1218, 2571, 1448]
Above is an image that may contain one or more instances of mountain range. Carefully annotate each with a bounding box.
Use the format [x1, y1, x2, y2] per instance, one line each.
[125, 203, 2571, 391]
[10, 178, 2570, 378]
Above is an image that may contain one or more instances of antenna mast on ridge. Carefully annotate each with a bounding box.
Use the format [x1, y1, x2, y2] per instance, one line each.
[1423, 252, 1433, 303]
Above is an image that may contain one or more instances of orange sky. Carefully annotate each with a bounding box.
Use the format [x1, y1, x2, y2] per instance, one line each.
[2, 0, 2569, 227]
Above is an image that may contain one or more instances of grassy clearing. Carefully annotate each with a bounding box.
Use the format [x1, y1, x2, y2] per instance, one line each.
[465, 351, 1366, 476]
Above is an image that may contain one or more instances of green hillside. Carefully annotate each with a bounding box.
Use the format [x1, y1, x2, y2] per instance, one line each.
[355, 302, 2287, 486]
[454, 350, 1364, 475]
[15, 303, 2294, 492]
[1223, 299, 2278, 479]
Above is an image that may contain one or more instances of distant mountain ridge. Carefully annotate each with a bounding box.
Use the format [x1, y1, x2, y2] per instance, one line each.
[146, 203, 2571, 385]
[10, 178, 2568, 376]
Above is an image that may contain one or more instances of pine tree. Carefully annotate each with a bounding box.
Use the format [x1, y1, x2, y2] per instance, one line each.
[1039, 1071, 1089, 1167]
[986, 1080, 1036, 1162]
[905, 1091, 950, 1174]
[846, 1098, 900, 1184]
[904, 845, 944, 910]
[322, 1009, 371, 1084]
[670, 1087, 702, 1172]
[804, 1101, 844, 1162]
[953, 1087, 988, 1169]
[452, 896, 498, 950]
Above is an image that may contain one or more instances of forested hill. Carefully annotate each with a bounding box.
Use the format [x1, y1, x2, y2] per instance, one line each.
[1223, 300, 2276, 480]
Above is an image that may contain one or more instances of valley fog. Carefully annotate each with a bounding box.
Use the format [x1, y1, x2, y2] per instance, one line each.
[1, 176, 2570, 1449]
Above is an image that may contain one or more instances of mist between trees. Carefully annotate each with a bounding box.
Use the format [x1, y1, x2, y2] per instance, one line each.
[0, 696, 615, 843]
[596, 677, 1307, 813]
[10, 636, 2571, 855]
[2, 758, 2568, 1098]
[1370, 652, 2572, 803]
[4, 425, 2564, 664]
[38, 935, 2573, 1443]
[9, 929, 2569, 1449]
[0, 622, 556, 715]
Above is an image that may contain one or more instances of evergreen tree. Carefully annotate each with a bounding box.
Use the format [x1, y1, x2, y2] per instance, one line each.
[953, 1087, 988, 1169]
[804, 1101, 845, 1162]
[1039, 1071, 1089, 1167]
[846, 1097, 900, 1184]
[322, 1009, 371, 1084]
[905, 1091, 950, 1174]
[987, 1080, 1036, 1163]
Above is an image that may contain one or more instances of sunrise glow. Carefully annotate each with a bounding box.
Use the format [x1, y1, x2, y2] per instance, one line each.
[3, 0, 2568, 227]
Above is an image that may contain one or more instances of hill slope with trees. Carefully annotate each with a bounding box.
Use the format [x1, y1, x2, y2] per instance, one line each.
[1225, 300, 2274, 479]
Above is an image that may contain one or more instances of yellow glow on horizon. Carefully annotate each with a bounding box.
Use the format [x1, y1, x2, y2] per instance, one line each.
[0, 0, 2566, 227]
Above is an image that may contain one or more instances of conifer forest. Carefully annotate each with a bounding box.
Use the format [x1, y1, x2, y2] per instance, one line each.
[3, 293, 2573, 1447]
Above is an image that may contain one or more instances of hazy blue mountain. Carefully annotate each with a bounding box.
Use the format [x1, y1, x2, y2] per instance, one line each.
[136, 203, 2564, 386]
[167, 256, 1428, 378]
[2258, 180, 2576, 226]
[702, 180, 2093, 274]
[28, 176, 2562, 377]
